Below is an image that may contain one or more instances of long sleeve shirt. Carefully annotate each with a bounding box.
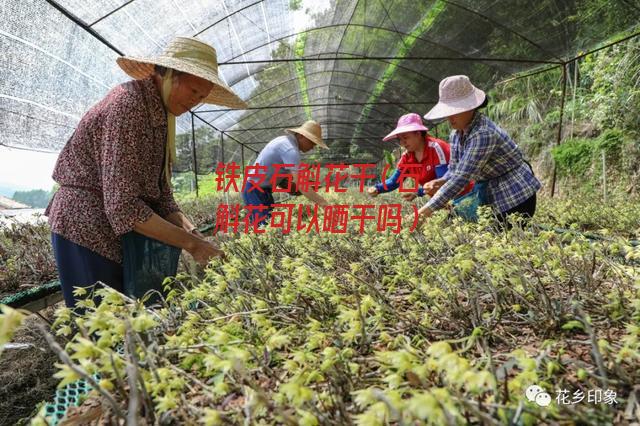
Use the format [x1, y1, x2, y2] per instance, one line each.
[246, 134, 301, 191]
[375, 136, 450, 196]
[45, 77, 180, 264]
[425, 113, 541, 214]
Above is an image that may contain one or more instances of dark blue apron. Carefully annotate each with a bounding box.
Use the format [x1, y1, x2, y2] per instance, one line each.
[121, 232, 181, 304]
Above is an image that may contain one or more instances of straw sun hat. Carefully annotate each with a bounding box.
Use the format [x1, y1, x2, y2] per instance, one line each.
[116, 37, 247, 185]
[424, 75, 486, 121]
[116, 37, 247, 109]
[286, 120, 329, 149]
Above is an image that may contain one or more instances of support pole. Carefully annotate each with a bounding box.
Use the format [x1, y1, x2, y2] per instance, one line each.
[44, 0, 124, 55]
[550, 63, 568, 198]
[602, 150, 607, 204]
[241, 145, 245, 174]
[191, 112, 258, 154]
[191, 113, 199, 197]
[221, 131, 225, 165]
[570, 59, 578, 138]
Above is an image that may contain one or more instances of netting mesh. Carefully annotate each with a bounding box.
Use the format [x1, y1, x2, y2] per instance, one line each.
[2, 0, 639, 167]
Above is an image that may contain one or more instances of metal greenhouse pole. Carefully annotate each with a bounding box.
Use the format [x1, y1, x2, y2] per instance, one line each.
[550, 63, 568, 198]
[221, 131, 225, 164]
[191, 112, 199, 197]
[241, 145, 245, 174]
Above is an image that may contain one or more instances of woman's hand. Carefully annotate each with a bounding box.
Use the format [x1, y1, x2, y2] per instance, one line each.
[418, 206, 433, 219]
[367, 186, 379, 197]
[401, 192, 417, 202]
[189, 239, 225, 266]
[134, 213, 225, 265]
[404, 206, 433, 229]
[423, 179, 445, 196]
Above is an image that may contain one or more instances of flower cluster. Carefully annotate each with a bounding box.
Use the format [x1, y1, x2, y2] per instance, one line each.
[20, 190, 640, 425]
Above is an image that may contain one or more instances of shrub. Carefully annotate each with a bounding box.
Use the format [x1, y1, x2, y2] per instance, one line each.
[29, 190, 640, 425]
[551, 137, 596, 176]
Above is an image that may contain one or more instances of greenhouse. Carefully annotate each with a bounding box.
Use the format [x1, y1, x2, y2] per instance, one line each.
[1, 0, 640, 424]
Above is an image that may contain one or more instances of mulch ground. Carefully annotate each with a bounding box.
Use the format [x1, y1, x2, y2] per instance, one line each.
[0, 310, 60, 426]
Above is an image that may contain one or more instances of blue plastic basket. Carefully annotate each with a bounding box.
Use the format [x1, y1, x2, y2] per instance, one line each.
[452, 182, 488, 222]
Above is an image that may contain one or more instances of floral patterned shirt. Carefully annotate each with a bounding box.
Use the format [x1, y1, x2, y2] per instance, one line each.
[45, 77, 180, 264]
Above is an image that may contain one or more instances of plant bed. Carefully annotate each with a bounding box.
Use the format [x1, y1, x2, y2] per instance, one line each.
[0, 221, 57, 301]
[0, 311, 60, 426]
[19, 191, 639, 425]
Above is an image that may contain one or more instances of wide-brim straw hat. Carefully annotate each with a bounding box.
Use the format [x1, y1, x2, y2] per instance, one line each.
[116, 37, 247, 109]
[286, 120, 328, 149]
[424, 75, 486, 121]
[383, 113, 429, 141]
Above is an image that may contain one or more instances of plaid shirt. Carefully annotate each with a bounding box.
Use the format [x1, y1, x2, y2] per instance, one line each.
[425, 113, 541, 214]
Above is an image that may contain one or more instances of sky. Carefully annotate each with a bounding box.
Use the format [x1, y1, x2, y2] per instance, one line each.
[0, 146, 57, 196]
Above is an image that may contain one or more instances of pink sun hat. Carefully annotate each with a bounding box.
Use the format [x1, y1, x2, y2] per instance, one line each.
[424, 75, 486, 121]
[382, 113, 429, 141]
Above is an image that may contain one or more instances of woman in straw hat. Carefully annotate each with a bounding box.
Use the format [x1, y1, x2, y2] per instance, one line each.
[416, 75, 541, 224]
[45, 37, 246, 308]
[367, 112, 472, 201]
[242, 120, 330, 226]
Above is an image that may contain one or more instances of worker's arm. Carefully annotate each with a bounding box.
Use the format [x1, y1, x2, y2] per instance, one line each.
[292, 171, 329, 206]
[133, 213, 224, 265]
[423, 177, 447, 196]
[370, 168, 402, 195]
[165, 211, 202, 233]
[424, 130, 496, 213]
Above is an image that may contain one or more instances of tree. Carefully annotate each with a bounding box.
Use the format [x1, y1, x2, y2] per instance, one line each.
[12, 189, 52, 208]
[289, 0, 302, 11]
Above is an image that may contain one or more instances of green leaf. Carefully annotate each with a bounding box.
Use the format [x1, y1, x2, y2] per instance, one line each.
[561, 320, 585, 331]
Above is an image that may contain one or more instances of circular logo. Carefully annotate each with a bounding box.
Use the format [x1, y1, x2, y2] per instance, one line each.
[535, 392, 552, 407]
[525, 385, 544, 402]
